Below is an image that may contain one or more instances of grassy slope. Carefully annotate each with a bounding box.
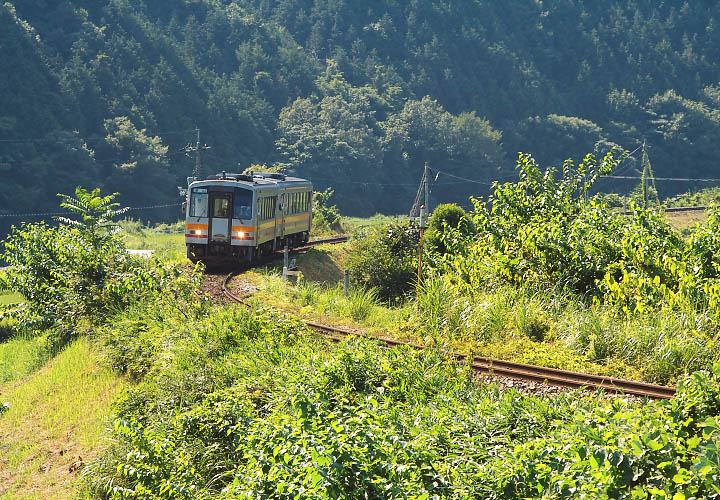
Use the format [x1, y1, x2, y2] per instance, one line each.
[0, 335, 50, 385]
[0, 338, 125, 499]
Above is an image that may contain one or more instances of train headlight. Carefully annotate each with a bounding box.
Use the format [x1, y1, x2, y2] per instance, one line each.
[237, 232, 245, 238]
[194, 230, 201, 235]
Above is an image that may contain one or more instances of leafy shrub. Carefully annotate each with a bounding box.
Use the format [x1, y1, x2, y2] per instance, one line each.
[487, 365, 720, 499]
[448, 151, 625, 294]
[423, 203, 474, 255]
[345, 220, 419, 302]
[437, 152, 720, 321]
[312, 188, 342, 233]
[0, 188, 179, 339]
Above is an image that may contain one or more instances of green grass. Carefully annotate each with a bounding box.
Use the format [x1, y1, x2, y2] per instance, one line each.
[0, 334, 51, 385]
[341, 213, 402, 234]
[248, 268, 414, 334]
[118, 218, 187, 263]
[0, 292, 22, 305]
[78, 295, 720, 499]
[0, 337, 126, 499]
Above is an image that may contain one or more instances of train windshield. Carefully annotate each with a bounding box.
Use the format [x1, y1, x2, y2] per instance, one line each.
[234, 188, 253, 219]
[189, 187, 208, 217]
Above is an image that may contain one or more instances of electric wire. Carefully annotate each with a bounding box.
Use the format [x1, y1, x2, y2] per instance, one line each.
[0, 203, 182, 219]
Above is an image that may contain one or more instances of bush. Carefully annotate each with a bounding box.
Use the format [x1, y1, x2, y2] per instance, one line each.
[312, 188, 342, 233]
[436, 151, 720, 318]
[423, 203, 474, 255]
[345, 220, 419, 302]
[0, 187, 176, 338]
[83, 290, 720, 499]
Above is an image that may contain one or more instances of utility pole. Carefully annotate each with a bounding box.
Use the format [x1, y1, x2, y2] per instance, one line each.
[418, 204, 426, 288]
[424, 162, 430, 213]
[183, 127, 211, 180]
[195, 127, 202, 179]
[417, 163, 430, 288]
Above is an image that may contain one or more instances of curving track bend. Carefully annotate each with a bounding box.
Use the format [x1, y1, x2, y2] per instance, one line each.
[220, 239, 676, 400]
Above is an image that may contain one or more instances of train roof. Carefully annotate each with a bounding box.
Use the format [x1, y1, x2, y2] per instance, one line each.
[189, 172, 311, 189]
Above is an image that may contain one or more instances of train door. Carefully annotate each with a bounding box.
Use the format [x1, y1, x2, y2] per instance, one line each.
[278, 192, 286, 240]
[209, 192, 232, 244]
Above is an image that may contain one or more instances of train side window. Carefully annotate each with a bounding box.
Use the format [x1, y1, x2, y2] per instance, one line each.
[189, 188, 208, 217]
[234, 188, 253, 219]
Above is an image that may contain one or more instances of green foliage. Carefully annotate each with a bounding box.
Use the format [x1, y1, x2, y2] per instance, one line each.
[311, 188, 341, 233]
[666, 186, 720, 208]
[57, 186, 129, 247]
[0, 188, 181, 339]
[81, 284, 720, 499]
[437, 150, 720, 322]
[345, 220, 419, 302]
[5, 1, 720, 219]
[488, 365, 720, 499]
[102, 117, 173, 209]
[441, 151, 624, 294]
[423, 203, 474, 255]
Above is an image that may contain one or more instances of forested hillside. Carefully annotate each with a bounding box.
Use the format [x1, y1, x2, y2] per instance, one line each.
[2, 0, 720, 221]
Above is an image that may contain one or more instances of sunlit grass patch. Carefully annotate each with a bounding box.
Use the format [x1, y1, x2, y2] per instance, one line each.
[249, 269, 413, 334]
[0, 292, 23, 305]
[0, 337, 126, 499]
[0, 334, 50, 385]
[341, 213, 400, 233]
[118, 218, 187, 263]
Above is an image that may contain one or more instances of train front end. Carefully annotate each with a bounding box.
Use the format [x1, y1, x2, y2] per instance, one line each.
[185, 174, 256, 265]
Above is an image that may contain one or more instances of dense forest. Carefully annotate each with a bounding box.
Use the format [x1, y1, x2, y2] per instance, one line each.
[2, 0, 720, 222]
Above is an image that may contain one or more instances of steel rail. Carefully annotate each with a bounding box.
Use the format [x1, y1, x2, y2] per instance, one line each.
[222, 271, 677, 400]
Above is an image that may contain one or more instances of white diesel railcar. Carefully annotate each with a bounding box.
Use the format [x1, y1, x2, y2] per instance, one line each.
[185, 172, 312, 264]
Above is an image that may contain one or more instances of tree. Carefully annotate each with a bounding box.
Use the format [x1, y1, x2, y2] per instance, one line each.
[101, 116, 172, 212]
[57, 187, 129, 250]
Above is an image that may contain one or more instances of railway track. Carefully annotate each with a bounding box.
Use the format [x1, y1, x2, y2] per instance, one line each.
[221, 269, 677, 400]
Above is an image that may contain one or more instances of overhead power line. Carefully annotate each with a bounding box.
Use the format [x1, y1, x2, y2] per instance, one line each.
[602, 175, 720, 182]
[0, 128, 196, 144]
[0, 203, 182, 219]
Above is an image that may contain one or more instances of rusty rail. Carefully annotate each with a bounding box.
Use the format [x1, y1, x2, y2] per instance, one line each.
[222, 271, 676, 400]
